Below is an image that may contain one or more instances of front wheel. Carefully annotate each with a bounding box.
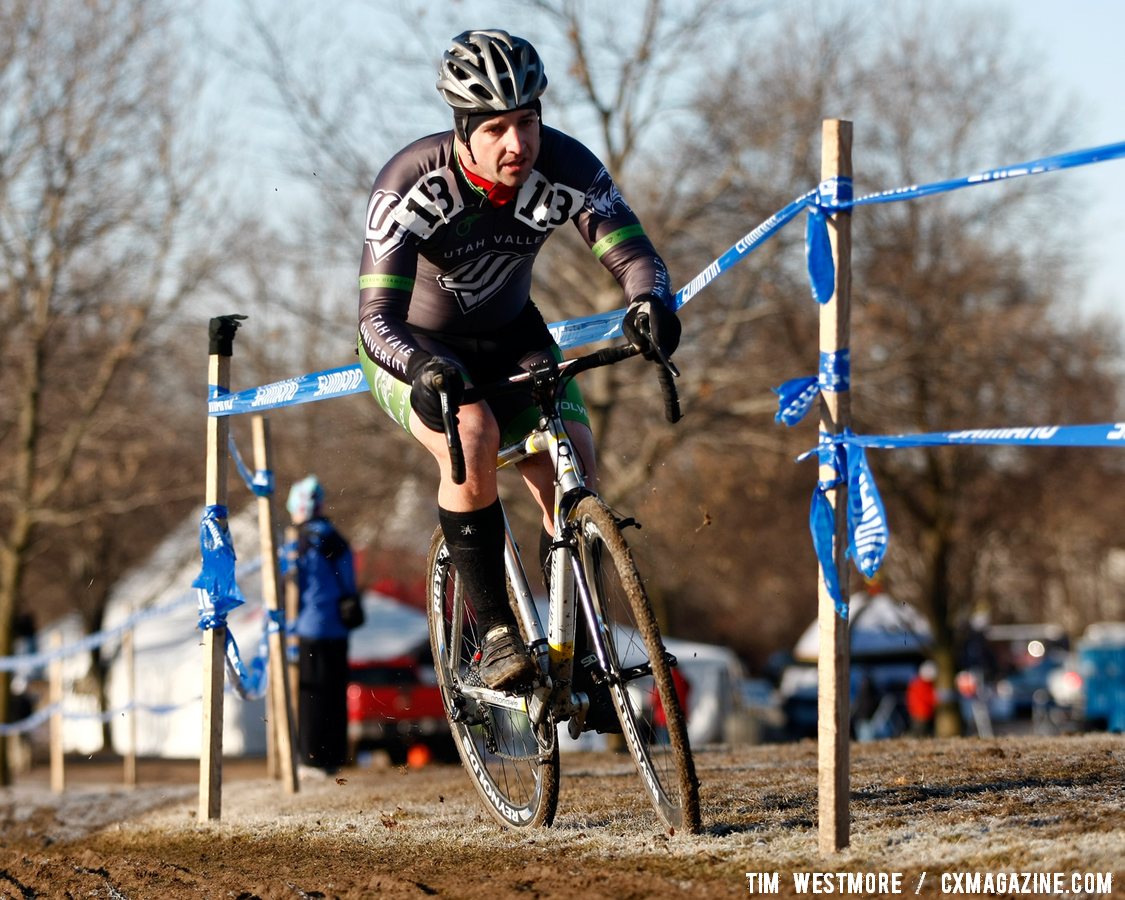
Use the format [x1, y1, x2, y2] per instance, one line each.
[426, 527, 560, 829]
[573, 496, 701, 833]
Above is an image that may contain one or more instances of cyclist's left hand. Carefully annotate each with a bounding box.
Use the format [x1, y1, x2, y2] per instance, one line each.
[622, 294, 681, 361]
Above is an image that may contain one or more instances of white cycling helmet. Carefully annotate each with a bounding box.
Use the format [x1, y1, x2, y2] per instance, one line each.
[437, 29, 547, 142]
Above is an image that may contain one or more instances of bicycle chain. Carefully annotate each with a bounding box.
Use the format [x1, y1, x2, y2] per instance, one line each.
[454, 667, 555, 762]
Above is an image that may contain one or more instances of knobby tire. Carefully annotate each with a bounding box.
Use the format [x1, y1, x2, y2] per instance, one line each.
[426, 527, 560, 829]
[573, 496, 702, 833]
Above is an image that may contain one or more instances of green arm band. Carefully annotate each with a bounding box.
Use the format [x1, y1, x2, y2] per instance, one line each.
[359, 273, 415, 292]
[590, 224, 646, 260]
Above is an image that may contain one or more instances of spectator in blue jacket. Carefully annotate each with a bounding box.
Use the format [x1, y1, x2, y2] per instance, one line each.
[287, 475, 356, 777]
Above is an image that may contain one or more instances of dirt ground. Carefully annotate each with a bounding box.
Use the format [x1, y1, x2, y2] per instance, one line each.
[1, 733, 1123, 899]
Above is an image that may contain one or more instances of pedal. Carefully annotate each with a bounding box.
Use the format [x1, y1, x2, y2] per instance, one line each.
[567, 692, 591, 740]
[528, 684, 552, 727]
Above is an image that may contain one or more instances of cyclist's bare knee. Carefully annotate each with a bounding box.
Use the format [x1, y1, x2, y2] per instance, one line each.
[518, 422, 598, 530]
[518, 454, 555, 530]
[568, 423, 598, 488]
[411, 402, 500, 509]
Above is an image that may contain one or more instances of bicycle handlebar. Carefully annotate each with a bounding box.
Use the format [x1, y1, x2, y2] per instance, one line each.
[437, 327, 681, 486]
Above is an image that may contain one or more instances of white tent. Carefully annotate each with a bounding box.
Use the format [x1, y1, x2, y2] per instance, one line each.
[54, 507, 433, 758]
[792, 591, 932, 663]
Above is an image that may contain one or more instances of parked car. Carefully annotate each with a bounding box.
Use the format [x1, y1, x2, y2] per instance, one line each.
[347, 643, 452, 765]
[1047, 622, 1125, 733]
[989, 654, 1067, 730]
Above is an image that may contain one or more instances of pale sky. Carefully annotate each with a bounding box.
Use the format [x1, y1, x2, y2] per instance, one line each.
[992, 0, 1124, 319]
[201, 0, 1123, 324]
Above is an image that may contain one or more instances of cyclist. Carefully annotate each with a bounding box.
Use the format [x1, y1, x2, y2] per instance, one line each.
[357, 29, 681, 694]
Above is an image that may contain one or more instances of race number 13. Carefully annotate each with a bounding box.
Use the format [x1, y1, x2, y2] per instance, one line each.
[515, 173, 584, 232]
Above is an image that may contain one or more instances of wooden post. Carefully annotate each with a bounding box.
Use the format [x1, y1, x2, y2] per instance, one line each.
[253, 415, 299, 793]
[284, 528, 300, 726]
[199, 315, 242, 821]
[123, 627, 137, 787]
[817, 118, 853, 855]
[49, 632, 64, 794]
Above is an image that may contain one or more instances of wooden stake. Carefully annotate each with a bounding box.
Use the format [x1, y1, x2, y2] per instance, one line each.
[817, 118, 853, 855]
[284, 528, 300, 723]
[253, 415, 299, 793]
[123, 627, 136, 787]
[49, 632, 64, 794]
[199, 316, 241, 821]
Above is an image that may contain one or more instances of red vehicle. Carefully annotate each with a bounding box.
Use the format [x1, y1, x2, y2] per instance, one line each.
[346, 648, 452, 765]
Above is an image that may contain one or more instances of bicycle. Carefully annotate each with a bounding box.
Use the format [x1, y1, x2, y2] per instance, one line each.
[425, 326, 701, 833]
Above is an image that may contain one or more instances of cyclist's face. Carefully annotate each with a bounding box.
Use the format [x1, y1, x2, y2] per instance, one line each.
[463, 109, 540, 186]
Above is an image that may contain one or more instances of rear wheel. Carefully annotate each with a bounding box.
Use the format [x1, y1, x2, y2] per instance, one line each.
[426, 527, 559, 828]
[573, 496, 701, 833]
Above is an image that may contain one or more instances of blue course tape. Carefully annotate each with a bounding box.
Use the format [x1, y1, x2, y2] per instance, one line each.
[205, 189, 817, 418]
[227, 434, 274, 497]
[208, 364, 368, 417]
[802, 142, 1125, 303]
[802, 421, 1125, 602]
[845, 140, 1125, 210]
[845, 422, 1125, 450]
[0, 697, 217, 736]
[225, 628, 269, 701]
[205, 140, 1124, 420]
[192, 505, 245, 628]
[0, 558, 264, 675]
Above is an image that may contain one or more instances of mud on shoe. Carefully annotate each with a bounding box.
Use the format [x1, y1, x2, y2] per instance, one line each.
[478, 625, 537, 690]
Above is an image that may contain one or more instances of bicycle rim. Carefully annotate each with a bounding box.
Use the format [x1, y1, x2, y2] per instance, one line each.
[426, 528, 559, 829]
[574, 497, 701, 833]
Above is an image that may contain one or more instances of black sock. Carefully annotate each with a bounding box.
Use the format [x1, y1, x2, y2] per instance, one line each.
[439, 500, 510, 634]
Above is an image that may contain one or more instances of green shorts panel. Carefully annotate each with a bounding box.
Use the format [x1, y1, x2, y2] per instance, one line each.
[357, 339, 590, 445]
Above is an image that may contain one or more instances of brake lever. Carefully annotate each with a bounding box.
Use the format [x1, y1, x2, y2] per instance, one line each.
[651, 343, 680, 379]
[433, 372, 466, 486]
[635, 313, 683, 424]
[635, 312, 680, 378]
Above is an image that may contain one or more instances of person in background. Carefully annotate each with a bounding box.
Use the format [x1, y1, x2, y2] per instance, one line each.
[287, 475, 356, 777]
[906, 660, 938, 737]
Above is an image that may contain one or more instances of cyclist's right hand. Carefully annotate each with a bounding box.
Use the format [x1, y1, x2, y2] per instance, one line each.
[409, 355, 464, 432]
[622, 294, 681, 362]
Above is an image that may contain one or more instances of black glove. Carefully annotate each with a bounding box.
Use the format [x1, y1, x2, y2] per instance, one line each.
[408, 355, 464, 433]
[622, 294, 681, 361]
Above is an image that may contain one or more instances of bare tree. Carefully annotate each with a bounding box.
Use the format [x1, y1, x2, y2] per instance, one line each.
[0, 0, 243, 779]
[223, 0, 1123, 713]
[224, 0, 762, 549]
[667, 1, 1123, 729]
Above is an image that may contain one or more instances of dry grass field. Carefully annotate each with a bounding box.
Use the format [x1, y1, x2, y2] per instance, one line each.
[1, 733, 1122, 898]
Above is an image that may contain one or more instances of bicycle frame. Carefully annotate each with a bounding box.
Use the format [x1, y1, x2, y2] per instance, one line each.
[447, 361, 616, 735]
[463, 418, 581, 733]
[429, 337, 699, 832]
